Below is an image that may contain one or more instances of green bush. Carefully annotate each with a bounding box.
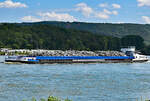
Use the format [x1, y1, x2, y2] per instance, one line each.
[40, 98, 46, 101]
[0, 52, 5, 55]
[64, 98, 72, 101]
[22, 96, 72, 101]
[47, 96, 60, 101]
[31, 97, 36, 101]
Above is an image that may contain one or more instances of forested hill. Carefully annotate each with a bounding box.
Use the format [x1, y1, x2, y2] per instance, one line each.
[0, 23, 150, 54]
[21, 21, 150, 44]
[0, 23, 121, 51]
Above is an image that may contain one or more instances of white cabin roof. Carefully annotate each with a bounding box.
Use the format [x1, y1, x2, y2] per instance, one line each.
[121, 46, 135, 53]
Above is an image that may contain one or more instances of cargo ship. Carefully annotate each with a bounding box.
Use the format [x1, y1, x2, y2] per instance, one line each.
[5, 47, 148, 64]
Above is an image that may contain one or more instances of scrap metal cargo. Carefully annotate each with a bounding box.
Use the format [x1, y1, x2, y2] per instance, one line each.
[4, 47, 149, 64]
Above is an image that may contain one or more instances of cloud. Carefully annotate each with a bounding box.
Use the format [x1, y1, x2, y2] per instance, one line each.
[0, 0, 27, 8]
[137, 0, 150, 7]
[22, 12, 77, 22]
[112, 4, 121, 9]
[99, 3, 121, 9]
[21, 2, 119, 22]
[52, 8, 73, 12]
[75, 3, 93, 17]
[99, 3, 108, 8]
[103, 9, 112, 14]
[142, 16, 150, 23]
[21, 16, 42, 22]
[95, 12, 109, 19]
[95, 9, 118, 19]
[75, 3, 119, 20]
[112, 11, 118, 15]
[103, 9, 118, 15]
[38, 12, 77, 22]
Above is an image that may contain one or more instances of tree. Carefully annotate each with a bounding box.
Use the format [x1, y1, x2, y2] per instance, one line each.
[121, 35, 145, 50]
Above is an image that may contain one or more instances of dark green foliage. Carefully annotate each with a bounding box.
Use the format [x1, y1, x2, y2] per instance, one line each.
[0, 52, 5, 55]
[0, 23, 122, 51]
[26, 21, 150, 44]
[121, 35, 145, 50]
[0, 22, 149, 54]
[47, 96, 60, 101]
[141, 45, 150, 55]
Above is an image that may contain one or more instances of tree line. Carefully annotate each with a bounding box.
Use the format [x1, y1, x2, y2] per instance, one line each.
[0, 23, 149, 54]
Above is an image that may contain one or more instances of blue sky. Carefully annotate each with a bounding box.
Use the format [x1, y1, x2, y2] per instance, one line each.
[0, 0, 150, 23]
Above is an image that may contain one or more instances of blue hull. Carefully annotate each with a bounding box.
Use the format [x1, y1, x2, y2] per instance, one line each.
[5, 56, 135, 64]
[35, 56, 134, 60]
[28, 56, 134, 64]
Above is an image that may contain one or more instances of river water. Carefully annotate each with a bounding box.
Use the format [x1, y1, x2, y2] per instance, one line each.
[0, 56, 150, 101]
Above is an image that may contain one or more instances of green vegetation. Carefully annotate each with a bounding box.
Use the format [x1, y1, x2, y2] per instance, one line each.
[23, 96, 72, 101]
[0, 51, 5, 55]
[0, 23, 121, 51]
[28, 21, 150, 44]
[121, 35, 145, 50]
[0, 22, 150, 54]
[14, 51, 30, 55]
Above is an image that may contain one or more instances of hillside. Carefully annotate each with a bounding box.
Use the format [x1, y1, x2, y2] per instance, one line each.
[21, 21, 150, 44]
[0, 23, 121, 51]
[0, 22, 149, 54]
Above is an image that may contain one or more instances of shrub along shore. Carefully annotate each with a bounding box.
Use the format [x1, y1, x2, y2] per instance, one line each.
[23, 96, 72, 101]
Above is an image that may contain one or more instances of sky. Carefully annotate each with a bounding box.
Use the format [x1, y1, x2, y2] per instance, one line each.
[0, 0, 150, 24]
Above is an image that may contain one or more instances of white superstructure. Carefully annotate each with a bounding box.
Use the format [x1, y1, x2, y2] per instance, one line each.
[121, 46, 135, 53]
[121, 46, 148, 62]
